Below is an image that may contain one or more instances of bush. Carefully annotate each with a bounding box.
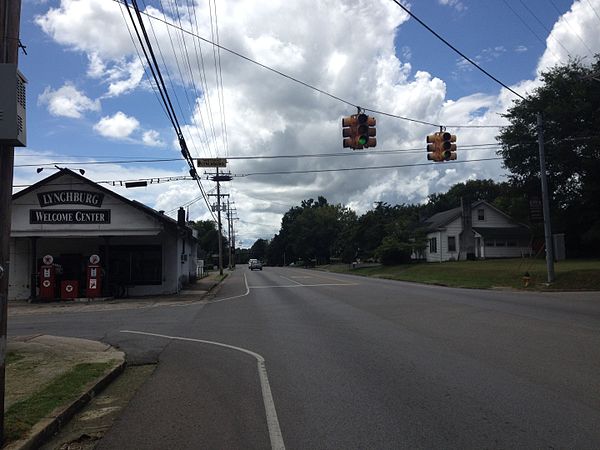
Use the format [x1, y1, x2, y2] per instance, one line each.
[375, 237, 412, 265]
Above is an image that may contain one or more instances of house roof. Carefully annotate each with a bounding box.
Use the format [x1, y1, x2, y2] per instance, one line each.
[421, 200, 528, 233]
[13, 168, 195, 239]
[422, 206, 462, 231]
[472, 226, 531, 240]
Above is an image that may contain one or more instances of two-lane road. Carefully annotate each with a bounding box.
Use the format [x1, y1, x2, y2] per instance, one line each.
[9, 267, 600, 449]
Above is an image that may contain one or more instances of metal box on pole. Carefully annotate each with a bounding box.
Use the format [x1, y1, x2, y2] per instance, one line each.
[0, 63, 26, 146]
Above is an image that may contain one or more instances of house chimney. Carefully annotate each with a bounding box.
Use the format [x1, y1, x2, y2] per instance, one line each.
[177, 207, 186, 226]
[460, 197, 475, 260]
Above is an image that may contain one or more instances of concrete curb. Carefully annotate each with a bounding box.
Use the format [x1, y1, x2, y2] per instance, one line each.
[5, 360, 126, 450]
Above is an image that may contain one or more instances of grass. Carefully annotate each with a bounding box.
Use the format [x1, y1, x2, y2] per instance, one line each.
[6, 351, 25, 365]
[4, 361, 114, 443]
[323, 258, 600, 290]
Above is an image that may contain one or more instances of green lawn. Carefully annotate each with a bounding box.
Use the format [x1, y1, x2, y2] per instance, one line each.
[322, 259, 600, 291]
[4, 361, 115, 443]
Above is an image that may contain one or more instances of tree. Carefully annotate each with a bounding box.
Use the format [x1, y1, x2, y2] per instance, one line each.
[497, 56, 600, 255]
[420, 179, 511, 218]
[265, 197, 357, 266]
[250, 238, 269, 261]
[191, 220, 227, 265]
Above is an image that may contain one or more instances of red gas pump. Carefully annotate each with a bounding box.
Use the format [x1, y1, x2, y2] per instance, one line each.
[39, 254, 56, 300]
[86, 254, 103, 298]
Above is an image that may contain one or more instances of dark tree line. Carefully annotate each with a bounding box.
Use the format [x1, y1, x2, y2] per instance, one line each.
[258, 179, 532, 266]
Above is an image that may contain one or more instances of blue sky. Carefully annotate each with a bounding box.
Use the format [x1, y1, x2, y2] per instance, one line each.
[13, 0, 600, 247]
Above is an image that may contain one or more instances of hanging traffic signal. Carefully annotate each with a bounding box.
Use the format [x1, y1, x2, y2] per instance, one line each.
[342, 115, 356, 149]
[426, 132, 441, 161]
[441, 132, 457, 161]
[426, 131, 457, 162]
[342, 113, 376, 149]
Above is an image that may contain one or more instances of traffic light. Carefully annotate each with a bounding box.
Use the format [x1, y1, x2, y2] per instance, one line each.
[426, 132, 441, 161]
[426, 131, 457, 161]
[441, 132, 457, 161]
[342, 113, 376, 149]
[342, 115, 356, 149]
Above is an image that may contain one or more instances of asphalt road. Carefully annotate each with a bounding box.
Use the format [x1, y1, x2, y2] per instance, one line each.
[8, 267, 600, 449]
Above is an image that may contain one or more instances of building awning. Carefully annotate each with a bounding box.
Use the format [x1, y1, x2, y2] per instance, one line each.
[472, 226, 530, 240]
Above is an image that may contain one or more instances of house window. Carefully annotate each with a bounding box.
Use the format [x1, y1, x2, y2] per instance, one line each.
[496, 240, 506, 247]
[507, 241, 517, 247]
[448, 236, 456, 252]
[429, 237, 437, 253]
[477, 208, 485, 221]
[485, 240, 495, 247]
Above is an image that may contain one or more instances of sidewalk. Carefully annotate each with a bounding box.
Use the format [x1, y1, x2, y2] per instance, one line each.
[8, 272, 226, 316]
[4, 272, 228, 448]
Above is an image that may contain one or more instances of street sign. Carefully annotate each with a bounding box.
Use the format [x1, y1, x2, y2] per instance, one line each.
[197, 158, 227, 168]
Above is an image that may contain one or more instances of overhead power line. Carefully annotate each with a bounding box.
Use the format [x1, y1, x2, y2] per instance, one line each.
[125, 0, 216, 220]
[113, 0, 506, 128]
[391, 0, 526, 101]
[15, 144, 509, 169]
[239, 157, 503, 177]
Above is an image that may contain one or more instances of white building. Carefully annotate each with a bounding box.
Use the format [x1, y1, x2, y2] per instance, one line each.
[422, 200, 531, 262]
[9, 169, 198, 300]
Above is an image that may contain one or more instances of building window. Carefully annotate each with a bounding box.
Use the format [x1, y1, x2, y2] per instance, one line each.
[477, 208, 485, 221]
[107, 245, 162, 285]
[507, 241, 517, 247]
[496, 240, 506, 247]
[485, 240, 494, 247]
[448, 236, 456, 252]
[429, 237, 437, 253]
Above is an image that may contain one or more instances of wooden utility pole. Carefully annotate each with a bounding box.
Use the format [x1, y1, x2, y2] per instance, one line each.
[537, 113, 555, 283]
[0, 0, 22, 443]
[207, 169, 231, 276]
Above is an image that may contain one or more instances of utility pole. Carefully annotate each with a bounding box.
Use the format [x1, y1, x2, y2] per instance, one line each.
[227, 202, 237, 269]
[207, 173, 230, 276]
[0, 0, 22, 444]
[226, 200, 232, 270]
[537, 113, 555, 283]
[215, 168, 223, 275]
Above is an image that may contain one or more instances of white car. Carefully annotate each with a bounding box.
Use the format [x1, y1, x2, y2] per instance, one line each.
[249, 260, 263, 270]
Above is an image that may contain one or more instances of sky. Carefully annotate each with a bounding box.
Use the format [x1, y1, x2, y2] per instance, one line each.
[12, 0, 600, 248]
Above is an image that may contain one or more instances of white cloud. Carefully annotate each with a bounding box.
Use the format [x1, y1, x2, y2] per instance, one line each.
[142, 130, 164, 147]
[93, 111, 140, 139]
[456, 46, 507, 72]
[38, 83, 100, 118]
[537, 0, 600, 74]
[515, 45, 528, 53]
[438, 0, 467, 12]
[35, 0, 134, 59]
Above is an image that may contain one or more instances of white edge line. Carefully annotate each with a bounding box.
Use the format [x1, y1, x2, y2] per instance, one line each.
[120, 329, 285, 450]
[248, 283, 358, 289]
[210, 273, 250, 303]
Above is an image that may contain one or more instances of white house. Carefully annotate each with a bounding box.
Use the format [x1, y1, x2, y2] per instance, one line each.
[422, 200, 531, 262]
[9, 169, 198, 300]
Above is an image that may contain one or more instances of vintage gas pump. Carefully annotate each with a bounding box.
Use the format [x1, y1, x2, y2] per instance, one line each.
[86, 254, 103, 298]
[39, 254, 56, 300]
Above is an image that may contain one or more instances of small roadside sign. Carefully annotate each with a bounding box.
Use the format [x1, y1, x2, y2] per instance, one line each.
[197, 158, 227, 168]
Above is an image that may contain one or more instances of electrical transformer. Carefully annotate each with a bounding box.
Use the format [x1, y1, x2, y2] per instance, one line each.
[0, 64, 26, 146]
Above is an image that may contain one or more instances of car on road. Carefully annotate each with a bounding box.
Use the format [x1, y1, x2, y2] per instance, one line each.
[249, 260, 263, 271]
